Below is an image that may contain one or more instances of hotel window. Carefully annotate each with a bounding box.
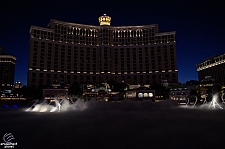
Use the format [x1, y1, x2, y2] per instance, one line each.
[39, 73, 43, 78]
[172, 74, 176, 79]
[32, 73, 36, 77]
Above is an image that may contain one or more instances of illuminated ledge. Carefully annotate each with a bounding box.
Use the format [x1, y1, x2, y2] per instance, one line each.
[112, 24, 157, 29]
[30, 26, 54, 33]
[52, 19, 100, 29]
[197, 60, 225, 71]
[155, 31, 176, 36]
[0, 61, 16, 64]
[0, 98, 26, 100]
[52, 19, 157, 29]
[0, 55, 16, 60]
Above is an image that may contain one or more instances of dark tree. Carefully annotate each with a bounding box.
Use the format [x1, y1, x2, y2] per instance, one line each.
[68, 82, 82, 95]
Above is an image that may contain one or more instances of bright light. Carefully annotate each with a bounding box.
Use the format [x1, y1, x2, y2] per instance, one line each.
[149, 93, 153, 97]
[138, 93, 143, 98]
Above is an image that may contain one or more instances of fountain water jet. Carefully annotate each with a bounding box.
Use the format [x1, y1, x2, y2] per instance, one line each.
[221, 93, 225, 104]
[186, 95, 198, 106]
[208, 93, 223, 109]
[25, 96, 87, 112]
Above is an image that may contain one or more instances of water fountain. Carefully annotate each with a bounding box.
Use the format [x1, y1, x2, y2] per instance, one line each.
[25, 96, 88, 112]
[208, 93, 223, 109]
[179, 93, 224, 110]
[221, 93, 225, 104]
[200, 93, 223, 109]
[186, 95, 198, 106]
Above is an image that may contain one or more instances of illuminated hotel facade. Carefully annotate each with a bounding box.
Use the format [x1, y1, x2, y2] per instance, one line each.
[28, 14, 178, 88]
[0, 46, 16, 88]
[197, 53, 225, 83]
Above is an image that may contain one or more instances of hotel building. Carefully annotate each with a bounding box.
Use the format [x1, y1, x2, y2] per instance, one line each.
[28, 14, 178, 88]
[0, 46, 16, 88]
[197, 53, 225, 83]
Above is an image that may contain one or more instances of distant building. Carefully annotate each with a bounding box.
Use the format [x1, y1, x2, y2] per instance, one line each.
[0, 46, 16, 88]
[14, 80, 23, 88]
[161, 78, 169, 88]
[42, 83, 69, 100]
[197, 53, 225, 83]
[125, 86, 155, 101]
[28, 14, 178, 88]
[169, 88, 188, 104]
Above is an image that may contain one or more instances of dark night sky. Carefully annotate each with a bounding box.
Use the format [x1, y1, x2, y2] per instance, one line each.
[1, 0, 225, 85]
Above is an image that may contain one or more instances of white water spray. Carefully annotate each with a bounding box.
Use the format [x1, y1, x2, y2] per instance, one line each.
[208, 94, 223, 109]
[179, 93, 224, 110]
[25, 97, 88, 112]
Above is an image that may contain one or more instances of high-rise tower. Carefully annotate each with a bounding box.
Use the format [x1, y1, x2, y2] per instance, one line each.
[0, 46, 16, 88]
[28, 15, 178, 88]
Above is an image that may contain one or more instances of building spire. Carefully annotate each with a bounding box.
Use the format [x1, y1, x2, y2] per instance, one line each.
[98, 14, 111, 26]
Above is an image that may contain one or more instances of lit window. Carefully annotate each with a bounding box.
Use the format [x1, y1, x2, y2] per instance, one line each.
[138, 93, 143, 98]
[149, 93, 153, 97]
[144, 93, 148, 97]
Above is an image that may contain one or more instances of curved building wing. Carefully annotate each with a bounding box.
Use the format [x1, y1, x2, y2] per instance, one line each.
[28, 15, 178, 88]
